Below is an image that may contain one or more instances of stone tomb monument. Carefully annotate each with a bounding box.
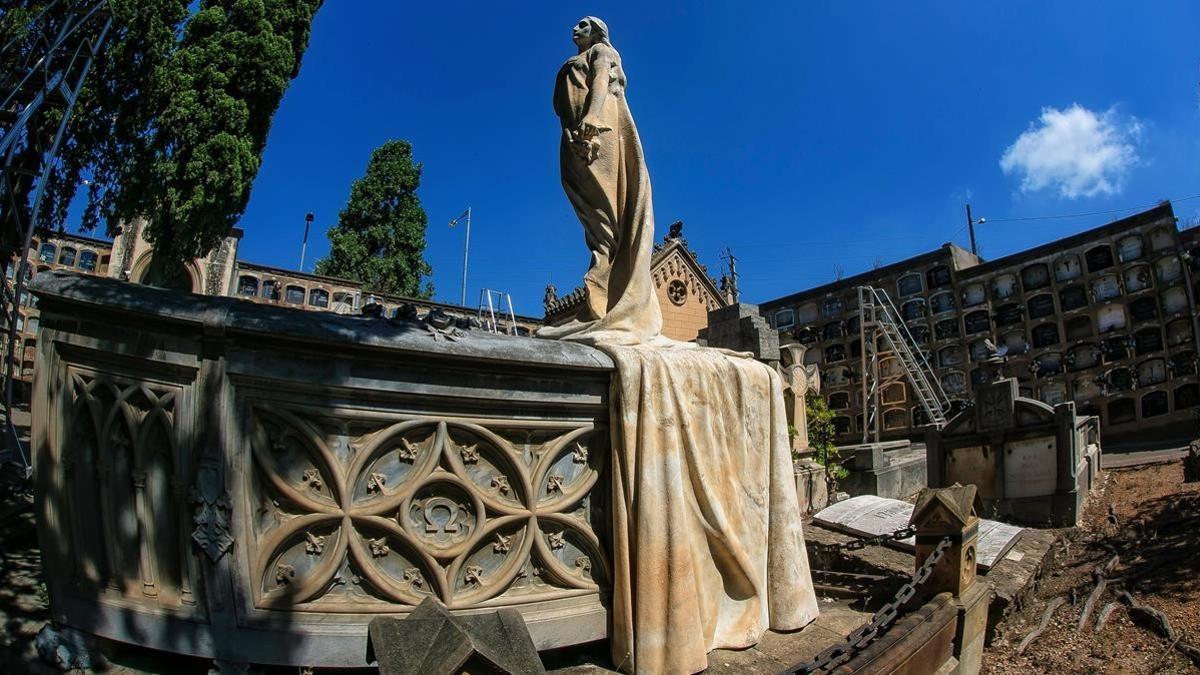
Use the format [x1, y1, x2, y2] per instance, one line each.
[925, 378, 1101, 527]
[30, 16, 817, 675]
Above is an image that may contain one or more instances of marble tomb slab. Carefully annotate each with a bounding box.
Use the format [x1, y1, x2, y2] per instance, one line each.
[814, 495, 1024, 570]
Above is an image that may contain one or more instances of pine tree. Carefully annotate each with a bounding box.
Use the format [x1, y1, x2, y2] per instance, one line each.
[112, 0, 324, 265]
[315, 140, 434, 298]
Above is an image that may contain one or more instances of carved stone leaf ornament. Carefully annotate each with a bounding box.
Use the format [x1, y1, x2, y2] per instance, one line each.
[249, 407, 609, 611]
[191, 465, 234, 562]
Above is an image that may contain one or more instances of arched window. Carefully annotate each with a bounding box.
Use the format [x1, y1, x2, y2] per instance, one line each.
[1085, 245, 1114, 273]
[942, 371, 966, 395]
[1040, 381, 1067, 405]
[1097, 305, 1127, 333]
[963, 310, 990, 335]
[823, 366, 852, 387]
[1148, 227, 1173, 251]
[796, 303, 819, 324]
[910, 325, 930, 345]
[262, 280, 280, 300]
[825, 344, 846, 363]
[930, 292, 955, 314]
[822, 321, 843, 341]
[1033, 352, 1062, 377]
[1162, 287, 1188, 314]
[237, 275, 259, 296]
[1059, 284, 1087, 312]
[774, 309, 795, 330]
[938, 346, 964, 368]
[309, 288, 329, 308]
[882, 408, 908, 431]
[1001, 330, 1029, 355]
[961, 283, 986, 307]
[1073, 377, 1101, 401]
[284, 285, 306, 305]
[1128, 296, 1158, 324]
[1026, 293, 1055, 319]
[897, 272, 923, 297]
[1091, 274, 1120, 302]
[58, 246, 77, 267]
[820, 297, 844, 318]
[1140, 391, 1168, 418]
[935, 318, 960, 340]
[926, 265, 952, 289]
[1154, 256, 1182, 284]
[1116, 235, 1143, 262]
[1137, 358, 1167, 386]
[1064, 316, 1092, 341]
[993, 303, 1022, 327]
[882, 382, 906, 404]
[968, 339, 990, 363]
[1175, 383, 1199, 410]
[1021, 263, 1050, 291]
[1054, 255, 1082, 282]
[1170, 352, 1197, 377]
[1123, 264, 1151, 293]
[901, 298, 925, 321]
[78, 250, 98, 272]
[38, 242, 56, 263]
[1067, 343, 1099, 371]
[1107, 398, 1136, 424]
[828, 392, 850, 410]
[1166, 318, 1193, 346]
[1031, 323, 1059, 349]
[832, 417, 853, 435]
[991, 274, 1018, 300]
[1133, 326, 1163, 356]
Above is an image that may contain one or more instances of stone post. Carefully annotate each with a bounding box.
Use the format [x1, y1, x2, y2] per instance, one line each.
[910, 485, 991, 675]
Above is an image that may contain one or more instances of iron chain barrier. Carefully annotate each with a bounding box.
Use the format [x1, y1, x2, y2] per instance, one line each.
[784, 535, 953, 675]
[807, 525, 916, 554]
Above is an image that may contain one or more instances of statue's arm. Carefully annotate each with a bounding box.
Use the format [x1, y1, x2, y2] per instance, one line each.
[580, 45, 614, 137]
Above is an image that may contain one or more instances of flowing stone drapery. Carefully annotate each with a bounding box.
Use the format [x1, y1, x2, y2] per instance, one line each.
[537, 17, 662, 345]
[540, 18, 819, 673]
[604, 344, 820, 674]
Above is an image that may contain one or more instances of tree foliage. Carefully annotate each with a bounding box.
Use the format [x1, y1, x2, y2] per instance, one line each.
[806, 392, 848, 480]
[0, 0, 323, 266]
[315, 140, 434, 298]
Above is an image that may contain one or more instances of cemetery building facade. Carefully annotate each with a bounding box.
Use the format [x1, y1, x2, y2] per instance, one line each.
[759, 202, 1200, 444]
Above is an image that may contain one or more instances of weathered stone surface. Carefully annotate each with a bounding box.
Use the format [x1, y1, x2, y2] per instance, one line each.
[368, 597, 544, 675]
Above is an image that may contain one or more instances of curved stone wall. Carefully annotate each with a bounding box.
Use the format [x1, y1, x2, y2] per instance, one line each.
[30, 272, 615, 667]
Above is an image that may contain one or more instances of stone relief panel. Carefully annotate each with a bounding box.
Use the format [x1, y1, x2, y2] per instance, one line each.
[245, 404, 609, 613]
[60, 368, 200, 613]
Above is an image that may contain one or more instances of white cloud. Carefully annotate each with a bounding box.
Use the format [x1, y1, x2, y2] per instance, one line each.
[1000, 104, 1141, 199]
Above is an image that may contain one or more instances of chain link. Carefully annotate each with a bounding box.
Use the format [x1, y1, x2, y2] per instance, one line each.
[808, 525, 916, 554]
[785, 536, 953, 675]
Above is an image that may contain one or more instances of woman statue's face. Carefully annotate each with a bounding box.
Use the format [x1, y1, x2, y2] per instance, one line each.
[572, 20, 594, 49]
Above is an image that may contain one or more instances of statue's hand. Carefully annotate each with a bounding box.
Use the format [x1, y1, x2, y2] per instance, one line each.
[579, 115, 610, 139]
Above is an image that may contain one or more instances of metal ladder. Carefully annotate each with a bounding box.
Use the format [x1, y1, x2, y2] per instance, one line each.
[858, 286, 951, 442]
[477, 288, 517, 335]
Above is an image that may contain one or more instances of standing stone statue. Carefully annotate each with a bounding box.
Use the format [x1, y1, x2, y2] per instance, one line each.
[538, 18, 818, 674]
[537, 16, 662, 345]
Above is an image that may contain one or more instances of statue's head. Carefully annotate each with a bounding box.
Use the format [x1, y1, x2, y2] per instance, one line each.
[572, 16, 611, 50]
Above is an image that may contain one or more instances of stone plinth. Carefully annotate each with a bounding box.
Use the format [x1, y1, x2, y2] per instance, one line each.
[838, 440, 928, 500]
[30, 272, 616, 668]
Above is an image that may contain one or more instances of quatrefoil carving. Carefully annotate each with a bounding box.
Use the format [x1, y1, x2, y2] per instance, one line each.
[250, 408, 609, 611]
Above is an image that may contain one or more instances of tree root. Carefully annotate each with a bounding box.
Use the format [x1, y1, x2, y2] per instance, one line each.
[1119, 590, 1200, 667]
[1017, 596, 1066, 655]
[1093, 602, 1119, 633]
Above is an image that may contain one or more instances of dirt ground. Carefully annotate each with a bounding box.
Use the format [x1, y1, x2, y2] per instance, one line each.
[983, 459, 1200, 674]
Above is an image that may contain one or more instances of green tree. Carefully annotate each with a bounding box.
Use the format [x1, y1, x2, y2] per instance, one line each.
[315, 140, 434, 298]
[114, 0, 324, 268]
[806, 392, 848, 481]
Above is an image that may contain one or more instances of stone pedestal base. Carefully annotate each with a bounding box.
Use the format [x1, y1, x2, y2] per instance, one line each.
[794, 459, 829, 513]
[949, 582, 991, 675]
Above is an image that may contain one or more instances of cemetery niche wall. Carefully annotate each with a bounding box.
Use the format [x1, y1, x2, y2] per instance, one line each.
[924, 378, 1100, 527]
[30, 272, 615, 668]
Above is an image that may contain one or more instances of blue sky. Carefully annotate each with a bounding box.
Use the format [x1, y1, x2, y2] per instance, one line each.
[226, 2, 1200, 314]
